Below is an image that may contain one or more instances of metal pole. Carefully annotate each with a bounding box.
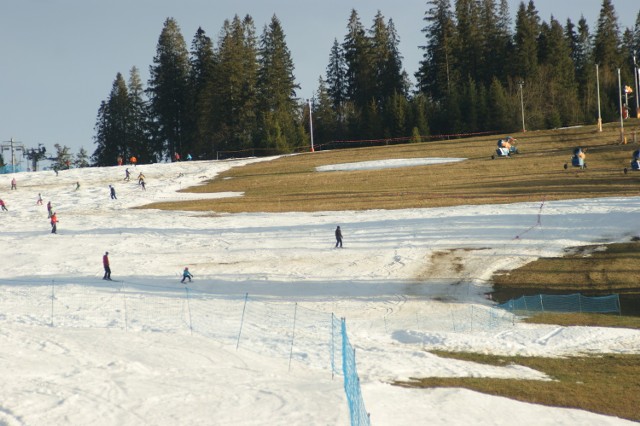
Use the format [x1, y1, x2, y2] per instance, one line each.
[618, 68, 625, 144]
[308, 99, 315, 152]
[10, 138, 16, 174]
[635, 65, 640, 118]
[596, 64, 603, 132]
[519, 81, 526, 132]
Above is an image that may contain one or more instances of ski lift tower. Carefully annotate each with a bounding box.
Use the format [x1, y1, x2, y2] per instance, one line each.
[1, 138, 26, 174]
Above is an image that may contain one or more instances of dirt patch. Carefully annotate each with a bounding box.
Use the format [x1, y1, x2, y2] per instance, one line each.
[416, 248, 492, 285]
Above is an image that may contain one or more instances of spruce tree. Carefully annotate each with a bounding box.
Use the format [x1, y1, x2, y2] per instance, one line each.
[370, 13, 406, 103]
[128, 66, 153, 163]
[256, 15, 301, 154]
[74, 147, 90, 168]
[343, 9, 374, 111]
[211, 15, 259, 157]
[479, 0, 511, 85]
[312, 78, 339, 147]
[513, 1, 540, 80]
[187, 27, 216, 158]
[147, 17, 191, 161]
[593, 0, 623, 86]
[416, 0, 457, 102]
[92, 73, 131, 166]
[454, 0, 482, 83]
[539, 17, 580, 126]
[326, 39, 347, 121]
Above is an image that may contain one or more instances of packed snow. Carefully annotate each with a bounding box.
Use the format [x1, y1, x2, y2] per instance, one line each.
[0, 157, 639, 425]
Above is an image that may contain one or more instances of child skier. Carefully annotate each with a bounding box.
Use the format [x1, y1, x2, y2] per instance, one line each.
[0, 199, 7, 211]
[181, 267, 193, 283]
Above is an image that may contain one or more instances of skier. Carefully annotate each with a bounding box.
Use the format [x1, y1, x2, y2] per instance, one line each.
[109, 185, 117, 200]
[103, 252, 112, 280]
[47, 201, 53, 218]
[50, 212, 58, 234]
[181, 267, 193, 283]
[138, 172, 145, 185]
[75, 181, 80, 191]
[11, 178, 17, 190]
[37, 193, 43, 205]
[140, 179, 146, 190]
[124, 168, 130, 181]
[335, 226, 343, 248]
[0, 199, 7, 211]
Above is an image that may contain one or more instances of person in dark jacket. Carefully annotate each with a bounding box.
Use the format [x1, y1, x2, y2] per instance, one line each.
[109, 185, 117, 200]
[335, 226, 343, 248]
[103, 252, 112, 280]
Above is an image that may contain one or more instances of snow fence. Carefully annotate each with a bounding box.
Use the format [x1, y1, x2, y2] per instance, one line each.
[497, 293, 621, 315]
[0, 280, 371, 425]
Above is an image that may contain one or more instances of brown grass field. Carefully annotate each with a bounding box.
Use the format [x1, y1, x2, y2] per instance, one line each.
[141, 119, 640, 420]
[144, 120, 640, 213]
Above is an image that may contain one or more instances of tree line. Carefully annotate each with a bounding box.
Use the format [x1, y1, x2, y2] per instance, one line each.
[91, 0, 640, 166]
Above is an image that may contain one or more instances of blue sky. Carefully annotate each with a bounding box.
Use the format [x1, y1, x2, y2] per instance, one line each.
[1, 0, 638, 158]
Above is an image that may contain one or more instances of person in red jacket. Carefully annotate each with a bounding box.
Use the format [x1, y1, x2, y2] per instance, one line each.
[50, 212, 58, 234]
[103, 252, 112, 280]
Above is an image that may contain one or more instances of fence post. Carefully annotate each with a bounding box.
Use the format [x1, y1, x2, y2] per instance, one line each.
[236, 293, 249, 350]
[578, 294, 583, 313]
[539, 294, 545, 312]
[185, 286, 193, 336]
[50, 280, 55, 327]
[288, 303, 298, 372]
[331, 313, 336, 380]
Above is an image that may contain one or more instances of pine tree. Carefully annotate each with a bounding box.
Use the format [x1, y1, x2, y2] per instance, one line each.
[92, 73, 131, 166]
[513, 1, 540, 80]
[211, 15, 259, 157]
[487, 77, 511, 131]
[127, 67, 153, 163]
[454, 0, 482, 83]
[407, 92, 432, 139]
[74, 147, 90, 168]
[343, 9, 374, 111]
[147, 17, 191, 161]
[538, 17, 580, 126]
[370, 13, 406, 102]
[326, 39, 347, 121]
[52, 144, 73, 170]
[479, 0, 511, 84]
[256, 15, 301, 154]
[593, 0, 623, 86]
[187, 27, 216, 159]
[312, 78, 339, 147]
[416, 0, 457, 102]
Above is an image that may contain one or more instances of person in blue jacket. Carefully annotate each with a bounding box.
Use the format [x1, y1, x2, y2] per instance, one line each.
[181, 267, 193, 283]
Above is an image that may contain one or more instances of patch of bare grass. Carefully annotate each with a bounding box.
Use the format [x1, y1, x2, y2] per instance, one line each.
[522, 312, 640, 328]
[141, 121, 640, 213]
[396, 351, 640, 422]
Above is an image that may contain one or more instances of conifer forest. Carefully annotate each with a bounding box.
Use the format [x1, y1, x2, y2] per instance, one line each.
[90, 0, 640, 166]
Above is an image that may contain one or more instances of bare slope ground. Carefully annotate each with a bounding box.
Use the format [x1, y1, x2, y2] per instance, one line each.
[145, 120, 640, 213]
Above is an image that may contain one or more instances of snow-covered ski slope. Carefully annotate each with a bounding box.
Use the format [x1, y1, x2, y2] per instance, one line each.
[1, 157, 639, 425]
